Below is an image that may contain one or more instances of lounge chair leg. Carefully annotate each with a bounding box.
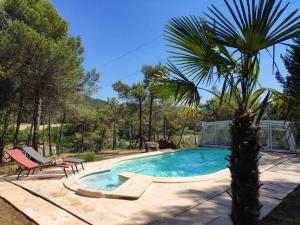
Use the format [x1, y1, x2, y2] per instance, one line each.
[75, 164, 79, 173]
[32, 168, 35, 175]
[16, 165, 21, 172]
[27, 170, 30, 176]
[71, 166, 75, 175]
[63, 168, 68, 178]
[17, 169, 23, 180]
[81, 162, 84, 170]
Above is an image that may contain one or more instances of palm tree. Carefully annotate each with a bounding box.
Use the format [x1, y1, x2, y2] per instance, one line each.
[154, 1, 300, 224]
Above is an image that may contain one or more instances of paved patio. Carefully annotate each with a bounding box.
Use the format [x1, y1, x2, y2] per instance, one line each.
[1, 150, 300, 225]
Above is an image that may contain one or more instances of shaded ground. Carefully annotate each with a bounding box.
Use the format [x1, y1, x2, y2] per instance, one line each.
[260, 185, 300, 225]
[0, 197, 37, 225]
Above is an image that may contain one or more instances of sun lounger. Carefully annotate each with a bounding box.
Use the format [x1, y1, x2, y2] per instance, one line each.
[22, 146, 84, 171]
[6, 149, 76, 179]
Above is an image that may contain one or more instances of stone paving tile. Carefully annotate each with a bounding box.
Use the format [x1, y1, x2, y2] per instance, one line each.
[270, 167, 300, 177]
[206, 216, 232, 225]
[287, 157, 300, 163]
[0, 182, 87, 225]
[124, 207, 170, 225]
[259, 153, 289, 170]
[260, 195, 281, 219]
[209, 192, 231, 207]
[260, 188, 288, 200]
[159, 201, 230, 225]
[261, 171, 300, 193]
[50, 196, 128, 225]
[0, 179, 19, 192]
[137, 191, 173, 208]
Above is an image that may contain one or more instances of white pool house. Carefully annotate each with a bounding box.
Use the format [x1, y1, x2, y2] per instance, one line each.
[199, 120, 298, 153]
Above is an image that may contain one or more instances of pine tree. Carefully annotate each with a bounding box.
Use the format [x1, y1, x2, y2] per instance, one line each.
[281, 37, 300, 144]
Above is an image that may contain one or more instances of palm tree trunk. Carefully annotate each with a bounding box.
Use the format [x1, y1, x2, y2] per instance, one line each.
[229, 105, 261, 225]
[13, 96, 24, 146]
[32, 96, 42, 151]
[57, 110, 66, 154]
[148, 96, 154, 141]
[48, 115, 52, 155]
[138, 99, 144, 150]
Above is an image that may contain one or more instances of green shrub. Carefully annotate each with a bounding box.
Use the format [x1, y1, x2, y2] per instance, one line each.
[72, 152, 104, 162]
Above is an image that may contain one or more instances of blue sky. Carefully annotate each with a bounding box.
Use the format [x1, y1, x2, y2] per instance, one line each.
[51, 0, 299, 102]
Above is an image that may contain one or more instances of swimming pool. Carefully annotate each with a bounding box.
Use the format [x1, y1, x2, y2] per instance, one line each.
[80, 148, 229, 191]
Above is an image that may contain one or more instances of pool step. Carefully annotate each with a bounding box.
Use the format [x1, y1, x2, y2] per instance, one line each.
[107, 174, 153, 200]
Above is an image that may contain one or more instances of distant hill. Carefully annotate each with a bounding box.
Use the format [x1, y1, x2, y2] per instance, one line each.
[79, 95, 106, 109]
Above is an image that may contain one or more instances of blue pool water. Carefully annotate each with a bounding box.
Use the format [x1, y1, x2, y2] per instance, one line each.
[80, 149, 229, 191]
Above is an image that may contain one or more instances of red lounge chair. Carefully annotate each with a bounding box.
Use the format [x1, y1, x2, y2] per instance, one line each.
[6, 149, 75, 180]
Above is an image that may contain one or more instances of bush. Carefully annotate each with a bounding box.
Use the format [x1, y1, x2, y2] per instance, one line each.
[72, 152, 104, 162]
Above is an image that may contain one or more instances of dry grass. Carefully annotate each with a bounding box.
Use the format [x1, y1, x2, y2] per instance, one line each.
[19, 123, 61, 131]
[0, 198, 37, 225]
[0, 162, 18, 176]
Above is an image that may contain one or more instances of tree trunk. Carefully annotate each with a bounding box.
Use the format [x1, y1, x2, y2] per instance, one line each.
[112, 108, 117, 150]
[148, 96, 154, 141]
[129, 123, 133, 149]
[27, 113, 34, 146]
[167, 132, 171, 141]
[42, 117, 45, 157]
[80, 122, 85, 152]
[177, 111, 189, 147]
[32, 96, 42, 151]
[0, 109, 10, 163]
[163, 115, 167, 140]
[229, 105, 261, 225]
[57, 111, 66, 154]
[138, 99, 144, 150]
[13, 96, 24, 146]
[48, 115, 52, 156]
[194, 127, 197, 146]
[98, 128, 106, 151]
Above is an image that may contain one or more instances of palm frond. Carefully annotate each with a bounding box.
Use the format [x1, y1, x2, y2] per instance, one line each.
[255, 91, 271, 124]
[165, 16, 236, 85]
[152, 61, 201, 108]
[208, 0, 300, 52]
